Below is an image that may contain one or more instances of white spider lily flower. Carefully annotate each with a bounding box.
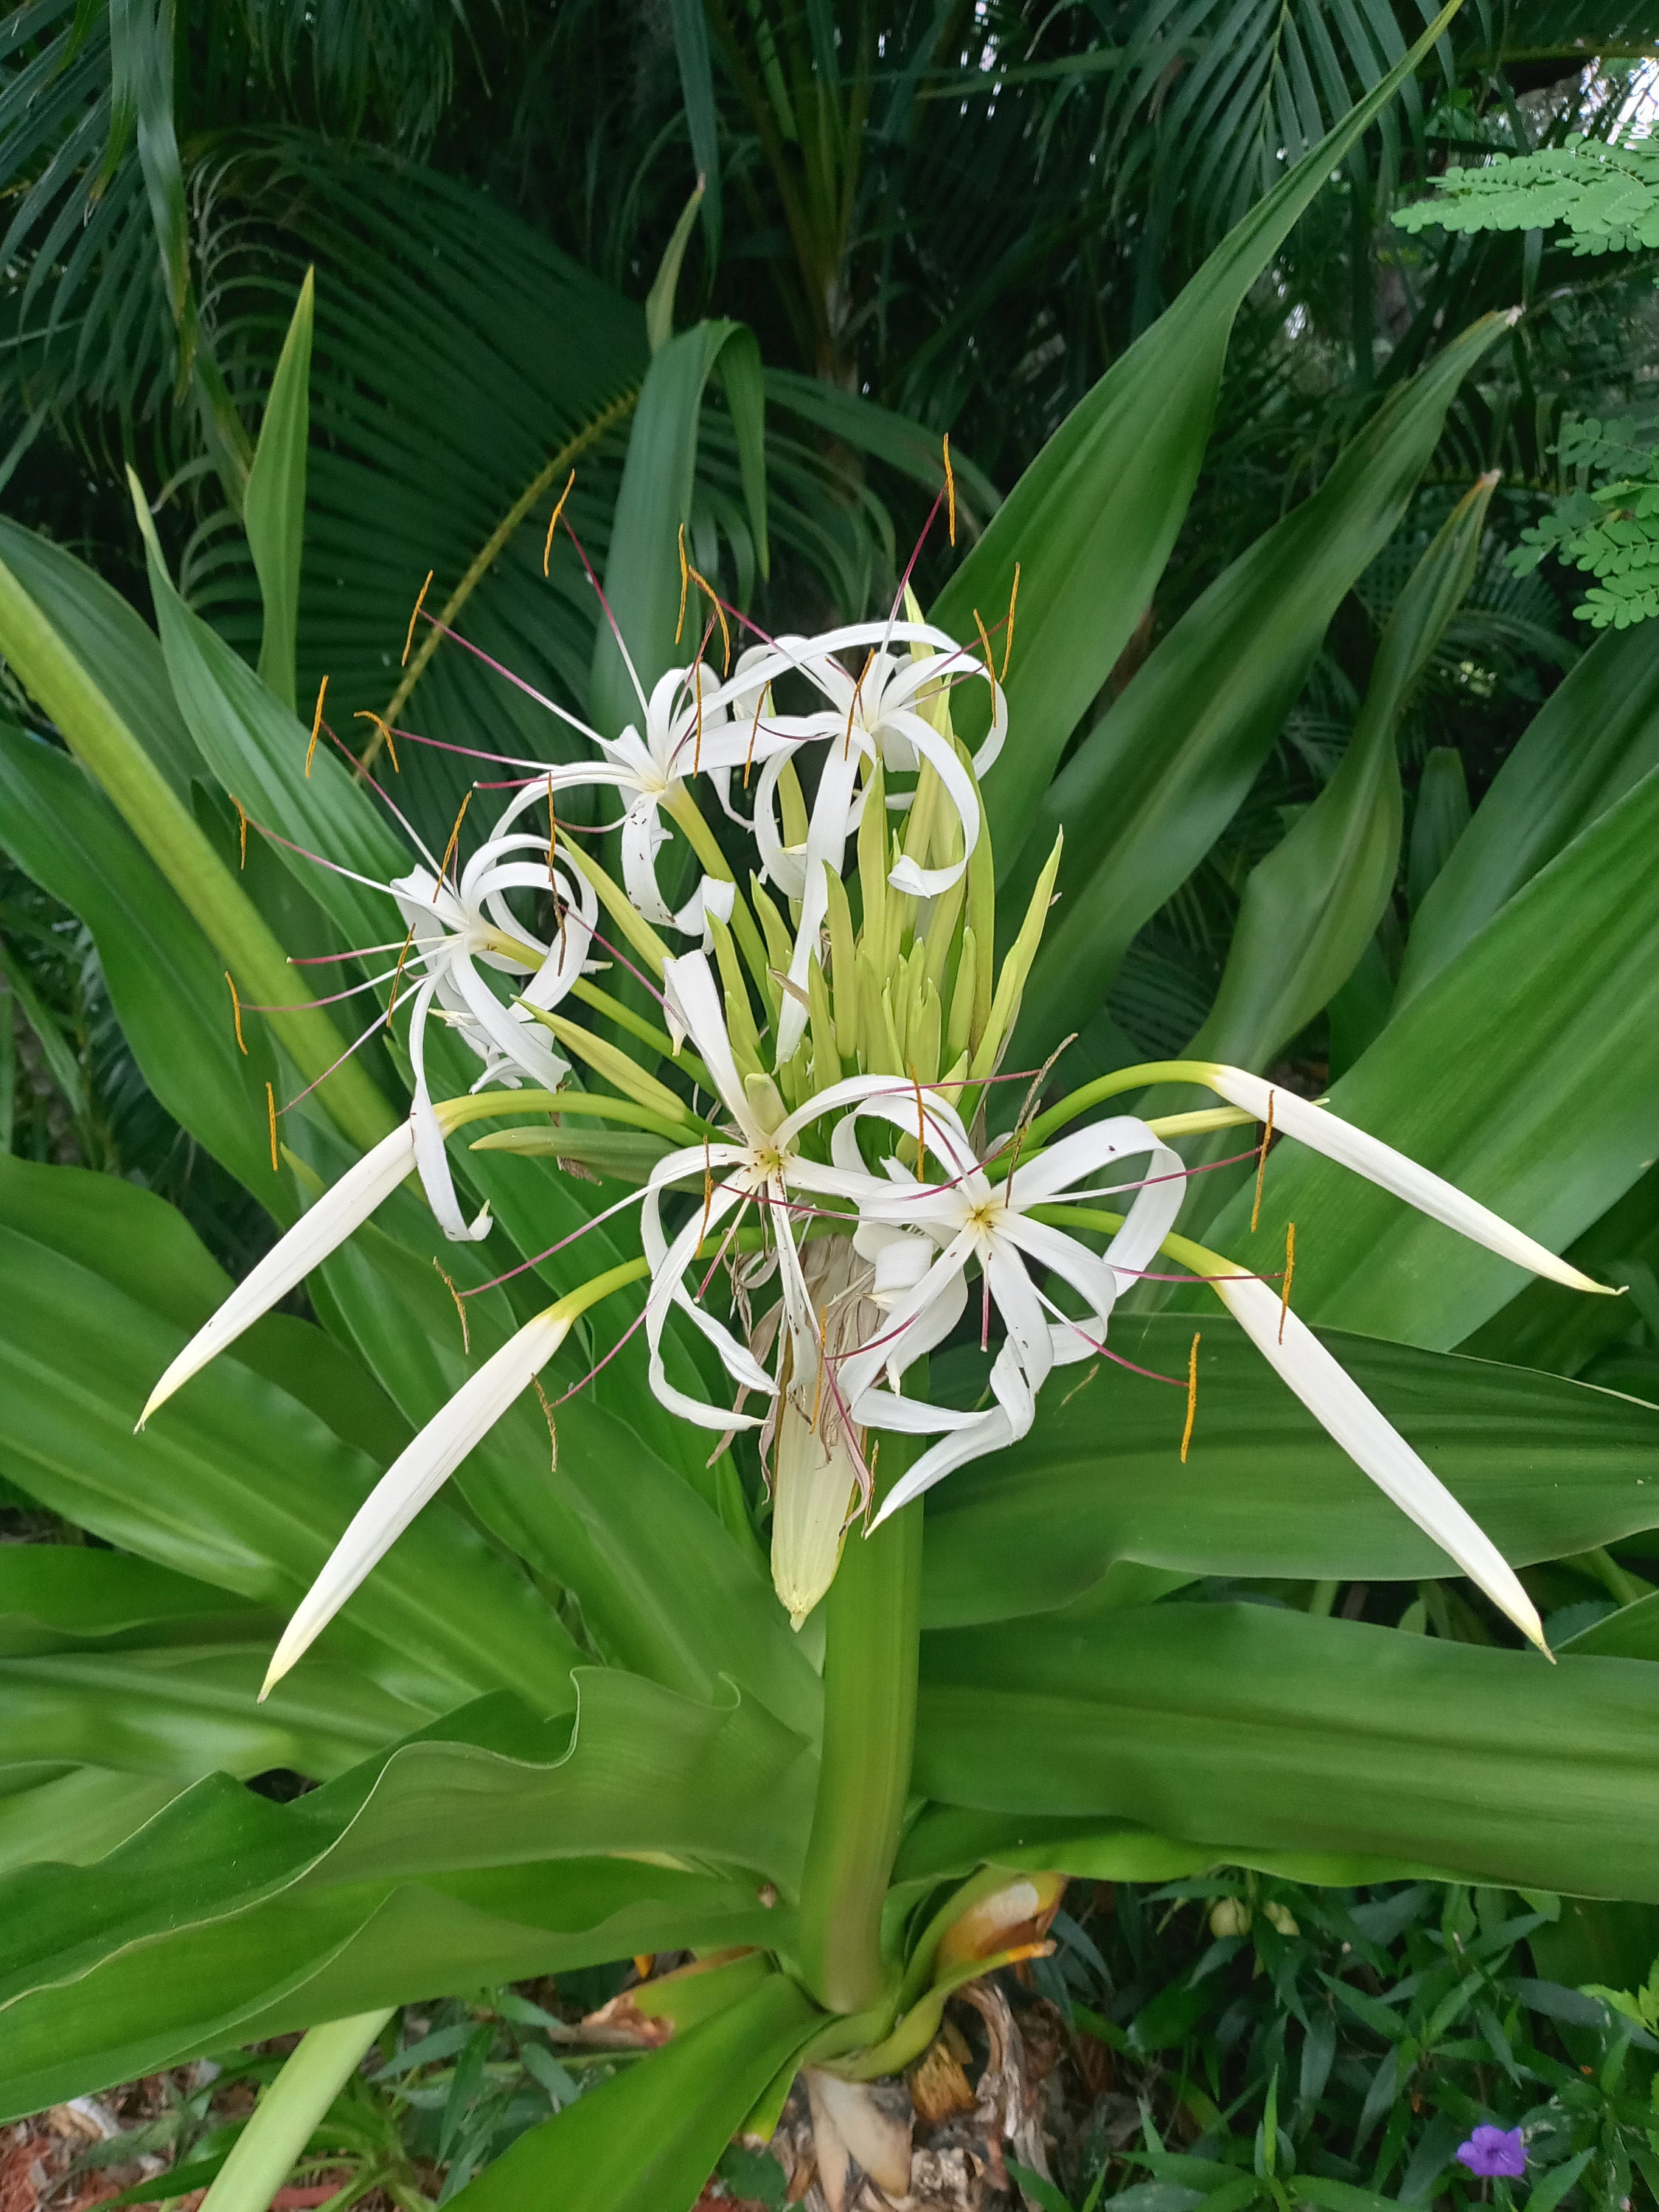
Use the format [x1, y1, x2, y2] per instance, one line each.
[260, 1306, 574, 1697]
[641, 951, 903, 1430]
[389, 857, 590, 1098]
[830, 1098, 1185, 1524]
[391, 855, 592, 1242]
[139, 1117, 429, 1426]
[748, 619, 1006, 1059]
[1211, 1270, 1548, 1653]
[1197, 1066, 1610, 1295]
[486, 660, 790, 935]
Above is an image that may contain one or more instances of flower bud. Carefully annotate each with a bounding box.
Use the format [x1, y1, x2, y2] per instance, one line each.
[1262, 1901, 1300, 1937]
[770, 1383, 863, 1631]
[1209, 1897, 1252, 1938]
[768, 1236, 876, 1630]
[936, 1871, 1067, 1973]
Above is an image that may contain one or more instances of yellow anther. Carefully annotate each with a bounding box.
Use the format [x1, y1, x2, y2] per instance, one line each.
[386, 916, 417, 1015]
[225, 972, 246, 1056]
[1279, 1223, 1296, 1344]
[265, 1082, 279, 1173]
[402, 570, 433, 667]
[1180, 1332, 1201, 1462]
[972, 605, 995, 681]
[1002, 561, 1020, 680]
[435, 790, 472, 897]
[543, 470, 575, 579]
[688, 564, 731, 673]
[942, 433, 956, 546]
[353, 710, 400, 773]
[675, 523, 690, 644]
[433, 1258, 471, 1353]
[1251, 1090, 1276, 1234]
[305, 675, 329, 779]
[231, 793, 248, 866]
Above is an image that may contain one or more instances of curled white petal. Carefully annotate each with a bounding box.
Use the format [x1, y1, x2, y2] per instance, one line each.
[406, 981, 494, 1243]
[139, 1121, 419, 1427]
[1214, 1271, 1547, 1653]
[260, 1307, 573, 1694]
[1203, 1067, 1609, 1296]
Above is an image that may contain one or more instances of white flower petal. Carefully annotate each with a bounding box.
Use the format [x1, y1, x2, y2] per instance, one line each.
[407, 982, 495, 1242]
[662, 950, 752, 1130]
[1201, 1067, 1610, 1296]
[260, 1307, 573, 1694]
[1214, 1271, 1548, 1652]
[139, 1121, 419, 1426]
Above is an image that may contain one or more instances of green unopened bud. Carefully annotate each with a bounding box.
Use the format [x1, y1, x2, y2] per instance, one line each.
[970, 827, 1062, 1082]
[1262, 1902, 1300, 1938]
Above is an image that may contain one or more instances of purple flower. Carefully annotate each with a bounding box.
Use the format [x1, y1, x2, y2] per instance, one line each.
[1456, 2125, 1526, 2180]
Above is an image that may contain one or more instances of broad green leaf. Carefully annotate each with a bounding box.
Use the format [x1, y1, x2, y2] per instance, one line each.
[1405, 745, 1470, 917]
[591, 320, 768, 737]
[919, 1316, 1659, 1628]
[0, 1219, 580, 1712]
[0, 545, 394, 1152]
[893, 1804, 1459, 1896]
[1009, 313, 1509, 1062]
[767, 371, 1000, 518]
[131, 476, 408, 953]
[916, 1602, 1659, 1899]
[1199, 755, 1659, 1346]
[0, 1644, 436, 1783]
[244, 269, 314, 712]
[449, 1972, 820, 2212]
[0, 723, 287, 1205]
[1461, 1158, 1659, 1377]
[0, 1769, 182, 1879]
[317, 1208, 821, 1740]
[1189, 475, 1494, 1074]
[0, 1543, 264, 1658]
[0, 1151, 406, 1465]
[1559, 1590, 1659, 1660]
[0, 518, 197, 797]
[1397, 620, 1659, 1008]
[0, 1683, 810, 2114]
[935, 0, 1464, 875]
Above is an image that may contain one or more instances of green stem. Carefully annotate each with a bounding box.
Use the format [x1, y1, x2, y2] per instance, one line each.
[1009, 1058, 1220, 1161]
[797, 1416, 925, 2015]
[199, 2010, 392, 2212]
[0, 554, 395, 1154]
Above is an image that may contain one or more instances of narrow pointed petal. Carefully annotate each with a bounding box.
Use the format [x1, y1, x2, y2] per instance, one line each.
[1213, 1271, 1548, 1653]
[139, 1121, 417, 1427]
[260, 1307, 572, 1696]
[1201, 1066, 1611, 1295]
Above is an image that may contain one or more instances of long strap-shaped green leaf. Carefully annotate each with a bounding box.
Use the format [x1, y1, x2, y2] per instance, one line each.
[917, 1602, 1659, 1902]
[1199, 753, 1659, 1347]
[1397, 618, 1659, 1009]
[919, 1311, 1659, 1630]
[448, 1972, 820, 2212]
[1009, 310, 1508, 1062]
[591, 319, 769, 737]
[939, 0, 1465, 879]
[0, 554, 394, 1154]
[1189, 473, 1496, 1076]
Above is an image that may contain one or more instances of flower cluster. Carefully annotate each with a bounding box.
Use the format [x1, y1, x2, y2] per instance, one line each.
[139, 599, 1610, 1686]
